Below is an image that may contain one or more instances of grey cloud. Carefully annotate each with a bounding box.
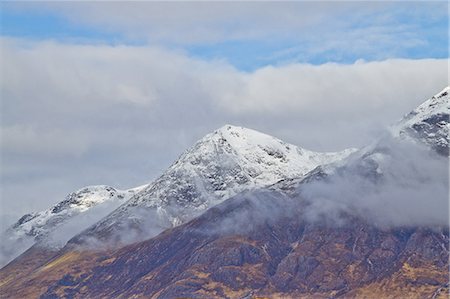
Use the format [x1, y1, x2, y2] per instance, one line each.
[194, 136, 448, 238]
[300, 137, 449, 228]
[198, 189, 298, 237]
[0, 38, 447, 223]
[210, 60, 447, 116]
[1, 125, 89, 157]
[0, 198, 125, 266]
[46, 199, 127, 248]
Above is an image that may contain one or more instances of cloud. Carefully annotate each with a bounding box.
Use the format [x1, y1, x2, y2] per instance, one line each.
[0, 198, 125, 267]
[195, 136, 448, 238]
[198, 189, 298, 237]
[3, 2, 447, 66]
[3, 2, 373, 43]
[0, 37, 448, 223]
[300, 136, 449, 227]
[208, 59, 448, 116]
[1, 125, 89, 157]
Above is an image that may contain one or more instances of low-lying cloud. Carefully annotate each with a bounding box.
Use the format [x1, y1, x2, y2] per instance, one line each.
[0, 198, 124, 267]
[197, 135, 448, 237]
[300, 136, 449, 228]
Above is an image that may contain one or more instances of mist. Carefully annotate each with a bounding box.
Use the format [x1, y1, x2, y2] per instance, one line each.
[300, 135, 448, 228]
[0, 198, 124, 267]
[195, 134, 448, 238]
[199, 189, 299, 237]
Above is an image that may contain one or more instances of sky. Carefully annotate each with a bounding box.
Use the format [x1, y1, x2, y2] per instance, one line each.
[0, 1, 448, 227]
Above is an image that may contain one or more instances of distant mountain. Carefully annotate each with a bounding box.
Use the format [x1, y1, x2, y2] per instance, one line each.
[0, 87, 448, 298]
[73, 125, 354, 245]
[0, 185, 145, 267]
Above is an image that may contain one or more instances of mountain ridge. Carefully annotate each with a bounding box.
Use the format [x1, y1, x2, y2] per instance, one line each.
[1, 124, 355, 264]
[71, 124, 355, 246]
[0, 87, 448, 298]
[0, 184, 146, 267]
[393, 86, 449, 155]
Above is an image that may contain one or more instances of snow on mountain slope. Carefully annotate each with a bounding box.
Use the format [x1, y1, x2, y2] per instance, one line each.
[75, 125, 355, 245]
[0, 185, 146, 267]
[393, 86, 449, 155]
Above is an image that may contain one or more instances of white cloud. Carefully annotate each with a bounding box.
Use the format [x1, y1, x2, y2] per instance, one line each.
[4, 2, 446, 61]
[210, 59, 447, 116]
[8, 2, 353, 43]
[301, 137, 449, 227]
[1, 125, 89, 157]
[0, 37, 448, 222]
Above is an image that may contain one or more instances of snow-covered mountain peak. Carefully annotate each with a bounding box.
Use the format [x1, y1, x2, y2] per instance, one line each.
[212, 124, 281, 146]
[70, 185, 146, 208]
[0, 184, 146, 267]
[212, 124, 295, 157]
[6, 185, 144, 240]
[78, 126, 356, 244]
[434, 86, 449, 99]
[197, 124, 287, 153]
[169, 124, 355, 187]
[393, 86, 449, 155]
[401, 86, 448, 123]
[55, 185, 122, 213]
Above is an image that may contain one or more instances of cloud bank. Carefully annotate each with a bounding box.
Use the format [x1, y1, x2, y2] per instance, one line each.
[199, 137, 448, 238]
[300, 137, 449, 228]
[0, 37, 448, 221]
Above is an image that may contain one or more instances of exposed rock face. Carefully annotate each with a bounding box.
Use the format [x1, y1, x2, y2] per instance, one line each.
[1, 193, 447, 299]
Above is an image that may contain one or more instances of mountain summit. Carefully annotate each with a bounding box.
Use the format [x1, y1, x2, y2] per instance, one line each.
[1, 125, 354, 263]
[75, 124, 355, 245]
[394, 86, 449, 155]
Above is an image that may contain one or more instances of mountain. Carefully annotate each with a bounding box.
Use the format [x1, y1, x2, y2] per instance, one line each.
[393, 86, 449, 156]
[0, 88, 448, 298]
[11, 191, 445, 299]
[0, 185, 145, 267]
[72, 125, 355, 245]
[0, 125, 353, 267]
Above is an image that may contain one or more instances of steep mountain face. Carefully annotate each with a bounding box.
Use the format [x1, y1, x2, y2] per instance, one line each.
[74, 125, 354, 245]
[394, 86, 449, 156]
[46, 209, 448, 298]
[0, 185, 145, 267]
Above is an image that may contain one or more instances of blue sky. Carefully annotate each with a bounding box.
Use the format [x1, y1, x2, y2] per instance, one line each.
[1, 1, 448, 71]
[1, 8, 119, 41]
